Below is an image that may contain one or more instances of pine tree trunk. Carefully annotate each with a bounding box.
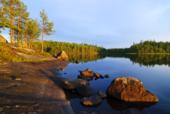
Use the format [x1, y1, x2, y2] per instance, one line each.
[10, 0, 14, 44]
[24, 27, 28, 48]
[10, 29, 14, 44]
[41, 32, 44, 53]
[17, 18, 20, 47]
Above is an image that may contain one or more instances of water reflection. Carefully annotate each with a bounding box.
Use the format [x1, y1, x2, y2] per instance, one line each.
[69, 54, 102, 63]
[108, 54, 170, 66]
[62, 56, 170, 114]
[71, 53, 170, 67]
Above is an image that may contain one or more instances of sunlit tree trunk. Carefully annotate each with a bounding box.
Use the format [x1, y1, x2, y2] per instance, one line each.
[17, 17, 21, 47]
[40, 9, 54, 53]
[41, 32, 44, 53]
[10, 0, 14, 44]
[41, 19, 45, 53]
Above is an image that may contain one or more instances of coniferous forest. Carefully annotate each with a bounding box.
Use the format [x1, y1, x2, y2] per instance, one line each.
[107, 41, 170, 55]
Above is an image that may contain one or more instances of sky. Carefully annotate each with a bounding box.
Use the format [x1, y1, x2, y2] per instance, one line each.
[4, 0, 170, 48]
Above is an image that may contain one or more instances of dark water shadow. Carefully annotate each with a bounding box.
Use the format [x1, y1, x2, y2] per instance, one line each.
[107, 98, 157, 111]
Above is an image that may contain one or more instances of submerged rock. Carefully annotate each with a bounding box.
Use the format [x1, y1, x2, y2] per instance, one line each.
[94, 73, 103, 79]
[107, 77, 159, 103]
[98, 91, 107, 99]
[76, 85, 96, 97]
[79, 69, 107, 80]
[80, 91, 107, 107]
[56, 51, 69, 61]
[104, 74, 109, 78]
[81, 95, 102, 107]
[79, 69, 94, 78]
[62, 79, 89, 90]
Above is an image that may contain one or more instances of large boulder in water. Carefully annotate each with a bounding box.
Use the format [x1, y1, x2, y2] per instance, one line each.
[107, 77, 159, 103]
[56, 51, 69, 61]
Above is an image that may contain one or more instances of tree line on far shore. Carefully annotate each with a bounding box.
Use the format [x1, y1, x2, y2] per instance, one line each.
[31, 40, 170, 63]
[107, 41, 170, 55]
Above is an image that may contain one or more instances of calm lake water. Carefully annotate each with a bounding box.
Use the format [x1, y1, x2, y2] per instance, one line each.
[60, 56, 170, 114]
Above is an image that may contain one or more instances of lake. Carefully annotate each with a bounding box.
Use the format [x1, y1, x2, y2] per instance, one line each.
[59, 55, 170, 114]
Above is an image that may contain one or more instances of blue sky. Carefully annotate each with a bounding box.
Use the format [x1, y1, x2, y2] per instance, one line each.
[5, 0, 170, 48]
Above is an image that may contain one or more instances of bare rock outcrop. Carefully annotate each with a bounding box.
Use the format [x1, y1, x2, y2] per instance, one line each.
[56, 51, 69, 61]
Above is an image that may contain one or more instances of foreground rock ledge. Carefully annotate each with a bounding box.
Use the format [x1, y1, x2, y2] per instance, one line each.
[107, 77, 159, 103]
[0, 60, 74, 114]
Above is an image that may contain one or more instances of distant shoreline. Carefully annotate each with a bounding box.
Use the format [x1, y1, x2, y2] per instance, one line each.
[108, 53, 170, 55]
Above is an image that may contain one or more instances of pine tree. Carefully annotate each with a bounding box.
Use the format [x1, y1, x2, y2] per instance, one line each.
[40, 9, 54, 53]
[26, 19, 40, 48]
[15, 1, 29, 47]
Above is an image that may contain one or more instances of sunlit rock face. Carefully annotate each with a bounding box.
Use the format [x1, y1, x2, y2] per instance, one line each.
[107, 77, 159, 103]
[56, 51, 69, 61]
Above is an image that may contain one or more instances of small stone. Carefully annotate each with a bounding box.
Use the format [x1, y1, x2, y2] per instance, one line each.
[98, 91, 107, 99]
[94, 73, 101, 79]
[15, 78, 21, 81]
[79, 69, 94, 78]
[104, 74, 109, 78]
[81, 98, 93, 106]
[81, 95, 102, 107]
[15, 105, 20, 108]
[100, 75, 104, 79]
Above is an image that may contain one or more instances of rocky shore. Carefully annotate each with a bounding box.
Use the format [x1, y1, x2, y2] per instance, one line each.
[0, 60, 74, 114]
